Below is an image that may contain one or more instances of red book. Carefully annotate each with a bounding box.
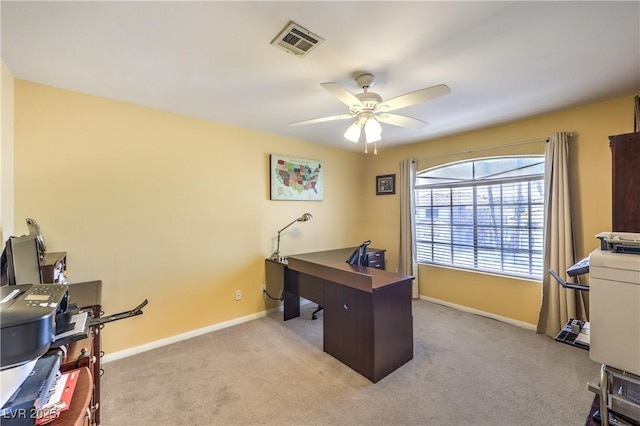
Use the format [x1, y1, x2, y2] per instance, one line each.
[36, 369, 80, 425]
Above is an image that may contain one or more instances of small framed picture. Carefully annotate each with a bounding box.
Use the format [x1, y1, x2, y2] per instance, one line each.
[376, 174, 396, 195]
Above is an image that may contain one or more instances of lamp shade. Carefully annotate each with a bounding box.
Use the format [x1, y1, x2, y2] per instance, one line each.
[344, 121, 362, 143]
[364, 117, 382, 143]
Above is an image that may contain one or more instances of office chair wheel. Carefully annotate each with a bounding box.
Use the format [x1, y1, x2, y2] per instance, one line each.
[312, 305, 323, 320]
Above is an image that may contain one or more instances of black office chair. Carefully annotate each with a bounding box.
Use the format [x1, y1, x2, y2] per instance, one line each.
[311, 305, 323, 320]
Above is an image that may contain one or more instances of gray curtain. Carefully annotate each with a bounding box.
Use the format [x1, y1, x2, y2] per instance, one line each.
[537, 132, 586, 337]
[399, 159, 419, 299]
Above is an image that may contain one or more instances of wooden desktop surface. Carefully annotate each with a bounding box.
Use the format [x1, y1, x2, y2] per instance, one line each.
[287, 248, 413, 293]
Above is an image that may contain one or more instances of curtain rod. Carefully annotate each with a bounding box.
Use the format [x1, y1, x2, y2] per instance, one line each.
[412, 136, 551, 163]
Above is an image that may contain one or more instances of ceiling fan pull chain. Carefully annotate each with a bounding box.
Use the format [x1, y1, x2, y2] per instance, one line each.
[374, 142, 377, 155]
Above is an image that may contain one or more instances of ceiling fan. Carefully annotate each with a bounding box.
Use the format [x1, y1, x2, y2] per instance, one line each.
[290, 73, 451, 150]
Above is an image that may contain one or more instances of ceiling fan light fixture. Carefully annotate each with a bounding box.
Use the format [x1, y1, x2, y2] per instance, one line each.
[292, 72, 450, 153]
[344, 120, 362, 143]
[364, 116, 382, 143]
[367, 132, 382, 143]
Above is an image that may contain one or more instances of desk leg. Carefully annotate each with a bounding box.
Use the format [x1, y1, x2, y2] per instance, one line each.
[283, 269, 300, 321]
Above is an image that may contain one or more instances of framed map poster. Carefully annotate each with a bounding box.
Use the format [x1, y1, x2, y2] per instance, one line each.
[270, 154, 324, 201]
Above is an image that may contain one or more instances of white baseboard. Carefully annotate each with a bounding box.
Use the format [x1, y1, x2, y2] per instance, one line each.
[420, 296, 537, 331]
[102, 306, 281, 364]
[104, 298, 535, 363]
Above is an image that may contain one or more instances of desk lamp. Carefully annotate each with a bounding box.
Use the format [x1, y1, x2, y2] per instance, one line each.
[271, 213, 313, 260]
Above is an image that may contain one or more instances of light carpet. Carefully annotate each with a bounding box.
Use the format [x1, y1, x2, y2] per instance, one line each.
[101, 300, 599, 425]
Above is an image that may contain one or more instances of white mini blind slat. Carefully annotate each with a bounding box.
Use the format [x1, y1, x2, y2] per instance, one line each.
[415, 156, 544, 280]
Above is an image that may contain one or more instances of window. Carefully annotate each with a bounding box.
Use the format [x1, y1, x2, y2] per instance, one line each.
[415, 156, 545, 280]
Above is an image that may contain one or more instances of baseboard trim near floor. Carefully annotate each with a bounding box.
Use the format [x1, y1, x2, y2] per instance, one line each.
[103, 298, 536, 363]
[102, 306, 281, 364]
[420, 296, 537, 331]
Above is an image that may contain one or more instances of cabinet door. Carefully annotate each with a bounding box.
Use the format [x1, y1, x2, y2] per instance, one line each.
[323, 281, 374, 380]
[610, 132, 640, 232]
[371, 280, 413, 381]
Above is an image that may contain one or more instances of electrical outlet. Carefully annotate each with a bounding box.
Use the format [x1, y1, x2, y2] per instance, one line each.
[235, 289, 242, 301]
[261, 285, 266, 294]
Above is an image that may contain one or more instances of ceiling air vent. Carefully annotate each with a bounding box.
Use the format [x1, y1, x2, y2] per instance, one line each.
[271, 21, 324, 57]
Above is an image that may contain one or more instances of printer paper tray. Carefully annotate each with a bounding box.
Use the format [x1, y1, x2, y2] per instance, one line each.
[49, 300, 147, 348]
[88, 299, 148, 328]
[51, 311, 90, 348]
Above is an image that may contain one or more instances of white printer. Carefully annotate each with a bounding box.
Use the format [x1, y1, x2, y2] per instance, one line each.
[589, 232, 640, 376]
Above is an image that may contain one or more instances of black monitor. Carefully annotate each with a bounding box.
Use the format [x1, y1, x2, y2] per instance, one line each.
[3, 234, 43, 286]
[346, 240, 371, 267]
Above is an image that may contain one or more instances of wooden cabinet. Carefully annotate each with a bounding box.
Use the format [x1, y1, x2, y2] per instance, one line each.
[60, 333, 100, 426]
[323, 280, 374, 378]
[366, 249, 386, 270]
[44, 281, 102, 426]
[609, 132, 640, 232]
[62, 281, 103, 426]
[41, 252, 67, 284]
[50, 367, 93, 426]
[323, 277, 413, 383]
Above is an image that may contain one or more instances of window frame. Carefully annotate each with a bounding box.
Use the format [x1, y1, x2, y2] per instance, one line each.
[414, 156, 545, 280]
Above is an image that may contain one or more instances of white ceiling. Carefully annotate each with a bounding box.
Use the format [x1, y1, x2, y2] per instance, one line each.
[2, 1, 639, 152]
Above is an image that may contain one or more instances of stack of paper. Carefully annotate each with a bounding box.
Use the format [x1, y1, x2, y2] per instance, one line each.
[575, 321, 590, 346]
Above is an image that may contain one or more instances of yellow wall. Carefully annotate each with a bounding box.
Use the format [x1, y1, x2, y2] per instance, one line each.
[1, 62, 15, 245]
[13, 80, 368, 353]
[364, 94, 637, 326]
[11, 76, 638, 350]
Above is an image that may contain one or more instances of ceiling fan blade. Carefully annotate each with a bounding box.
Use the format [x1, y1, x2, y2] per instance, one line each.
[289, 113, 355, 126]
[377, 113, 429, 129]
[320, 82, 363, 109]
[377, 84, 450, 112]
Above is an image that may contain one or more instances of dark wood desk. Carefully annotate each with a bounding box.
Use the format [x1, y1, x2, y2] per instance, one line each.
[266, 248, 414, 383]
